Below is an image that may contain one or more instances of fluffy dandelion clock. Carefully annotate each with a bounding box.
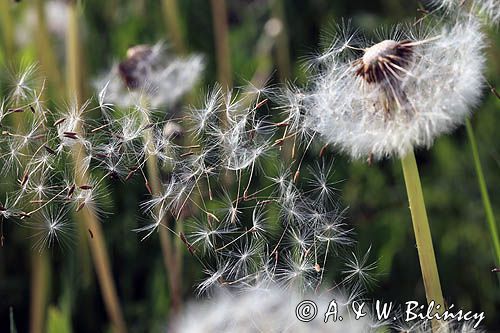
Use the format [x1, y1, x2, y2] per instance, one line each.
[172, 285, 378, 333]
[428, 0, 500, 25]
[95, 42, 204, 108]
[300, 16, 486, 160]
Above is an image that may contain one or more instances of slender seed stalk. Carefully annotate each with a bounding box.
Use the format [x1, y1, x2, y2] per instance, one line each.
[161, 0, 186, 54]
[210, 0, 233, 186]
[10, 7, 57, 326]
[66, 3, 127, 332]
[270, 0, 294, 162]
[465, 119, 500, 265]
[30, 249, 49, 333]
[210, 0, 232, 89]
[401, 150, 444, 315]
[144, 140, 182, 314]
[0, 0, 14, 62]
[34, 0, 64, 94]
[271, 0, 291, 82]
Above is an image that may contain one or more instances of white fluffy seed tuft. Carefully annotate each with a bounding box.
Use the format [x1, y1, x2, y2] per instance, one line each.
[295, 16, 486, 161]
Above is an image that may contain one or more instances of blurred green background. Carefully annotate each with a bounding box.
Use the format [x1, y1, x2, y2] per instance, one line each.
[0, 0, 499, 332]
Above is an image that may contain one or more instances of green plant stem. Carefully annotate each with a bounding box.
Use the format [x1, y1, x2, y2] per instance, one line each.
[465, 119, 500, 265]
[271, 0, 291, 82]
[161, 0, 186, 54]
[66, 3, 127, 332]
[34, 0, 64, 94]
[401, 151, 444, 310]
[144, 141, 182, 314]
[0, 0, 14, 61]
[210, 0, 232, 88]
[30, 251, 49, 333]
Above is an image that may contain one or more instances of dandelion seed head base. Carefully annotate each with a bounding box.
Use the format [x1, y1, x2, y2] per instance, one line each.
[355, 40, 414, 84]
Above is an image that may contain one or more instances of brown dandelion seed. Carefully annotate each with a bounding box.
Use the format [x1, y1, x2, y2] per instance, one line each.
[29, 105, 35, 113]
[76, 202, 86, 212]
[125, 170, 136, 181]
[109, 171, 119, 181]
[79, 184, 93, 190]
[54, 118, 66, 126]
[63, 132, 78, 139]
[319, 144, 328, 158]
[20, 171, 29, 187]
[88, 229, 94, 238]
[254, 98, 268, 110]
[293, 170, 300, 183]
[44, 145, 56, 155]
[145, 181, 153, 195]
[67, 184, 76, 198]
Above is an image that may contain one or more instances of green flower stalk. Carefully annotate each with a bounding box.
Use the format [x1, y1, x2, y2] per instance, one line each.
[465, 119, 500, 265]
[210, 0, 232, 89]
[401, 151, 444, 308]
[65, 2, 127, 332]
[161, 0, 186, 54]
[289, 14, 487, 318]
[0, 0, 15, 61]
[94, 42, 204, 315]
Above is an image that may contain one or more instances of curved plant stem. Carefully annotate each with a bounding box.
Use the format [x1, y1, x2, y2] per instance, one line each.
[465, 119, 500, 265]
[66, 3, 127, 332]
[401, 151, 444, 313]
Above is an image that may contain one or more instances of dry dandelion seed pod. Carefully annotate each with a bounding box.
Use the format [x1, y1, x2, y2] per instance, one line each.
[95, 41, 204, 108]
[118, 44, 153, 89]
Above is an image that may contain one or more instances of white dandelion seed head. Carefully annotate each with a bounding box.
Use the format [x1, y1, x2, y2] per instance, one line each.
[172, 285, 377, 333]
[30, 207, 74, 251]
[301, 16, 486, 160]
[428, 0, 500, 25]
[94, 42, 204, 109]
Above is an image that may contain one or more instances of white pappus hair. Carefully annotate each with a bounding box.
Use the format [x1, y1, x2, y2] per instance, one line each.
[295, 15, 486, 161]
